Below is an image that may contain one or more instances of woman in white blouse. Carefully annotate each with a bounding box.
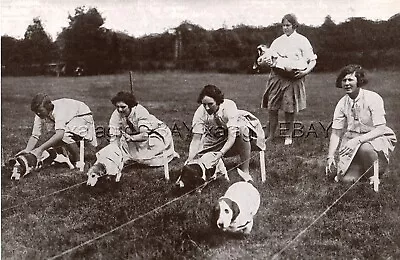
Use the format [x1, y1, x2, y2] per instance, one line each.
[187, 85, 265, 180]
[325, 64, 396, 182]
[89, 91, 178, 176]
[261, 13, 317, 145]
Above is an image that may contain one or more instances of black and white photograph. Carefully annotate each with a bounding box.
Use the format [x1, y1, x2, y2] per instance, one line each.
[1, 0, 399, 259]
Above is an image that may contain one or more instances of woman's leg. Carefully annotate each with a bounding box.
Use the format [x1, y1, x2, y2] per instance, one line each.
[267, 110, 278, 142]
[342, 143, 378, 182]
[357, 142, 379, 176]
[284, 112, 294, 145]
[229, 127, 252, 176]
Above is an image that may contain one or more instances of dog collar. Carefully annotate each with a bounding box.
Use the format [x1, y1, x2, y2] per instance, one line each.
[198, 163, 206, 180]
[235, 220, 251, 230]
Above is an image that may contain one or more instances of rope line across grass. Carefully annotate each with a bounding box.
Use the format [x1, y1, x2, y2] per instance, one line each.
[2, 181, 86, 212]
[47, 152, 261, 260]
[271, 160, 377, 260]
[1, 160, 175, 212]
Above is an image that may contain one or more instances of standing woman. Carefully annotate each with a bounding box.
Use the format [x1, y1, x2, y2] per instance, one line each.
[261, 13, 317, 145]
[325, 65, 396, 182]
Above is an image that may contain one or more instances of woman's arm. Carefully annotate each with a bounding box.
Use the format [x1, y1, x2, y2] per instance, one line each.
[325, 128, 343, 174]
[187, 133, 202, 162]
[327, 128, 342, 158]
[32, 129, 65, 157]
[295, 59, 316, 78]
[358, 124, 387, 143]
[218, 128, 237, 156]
[123, 126, 149, 142]
[25, 136, 39, 151]
[339, 124, 387, 157]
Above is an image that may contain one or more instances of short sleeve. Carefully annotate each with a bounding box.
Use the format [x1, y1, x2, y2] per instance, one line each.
[369, 93, 386, 126]
[222, 100, 240, 129]
[332, 98, 346, 130]
[192, 105, 205, 134]
[135, 105, 154, 130]
[31, 115, 42, 138]
[301, 36, 317, 62]
[53, 114, 68, 131]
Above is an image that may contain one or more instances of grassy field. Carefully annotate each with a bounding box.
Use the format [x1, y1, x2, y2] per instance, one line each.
[1, 71, 400, 260]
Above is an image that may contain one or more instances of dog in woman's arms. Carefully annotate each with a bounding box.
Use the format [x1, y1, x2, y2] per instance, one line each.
[253, 44, 308, 78]
[9, 147, 74, 180]
[212, 181, 260, 235]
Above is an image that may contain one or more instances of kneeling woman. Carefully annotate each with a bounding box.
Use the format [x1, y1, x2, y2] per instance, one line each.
[92, 91, 178, 176]
[187, 85, 266, 181]
[326, 65, 396, 182]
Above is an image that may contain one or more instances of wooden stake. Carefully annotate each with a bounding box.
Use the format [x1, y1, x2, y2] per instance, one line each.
[129, 71, 134, 93]
[260, 150, 266, 182]
[373, 160, 379, 192]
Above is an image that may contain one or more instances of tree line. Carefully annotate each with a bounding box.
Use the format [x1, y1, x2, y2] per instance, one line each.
[2, 7, 399, 76]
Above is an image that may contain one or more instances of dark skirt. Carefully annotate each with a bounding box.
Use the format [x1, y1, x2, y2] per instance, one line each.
[261, 70, 306, 113]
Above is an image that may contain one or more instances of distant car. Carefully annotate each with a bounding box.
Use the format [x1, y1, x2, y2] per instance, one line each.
[75, 67, 84, 76]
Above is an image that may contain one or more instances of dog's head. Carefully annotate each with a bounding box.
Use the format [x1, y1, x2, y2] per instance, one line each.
[253, 44, 269, 70]
[9, 153, 39, 180]
[86, 163, 107, 187]
[175, 163, 206, 191]
[215, 197, 240, 231]
[175, 162, 218, 191]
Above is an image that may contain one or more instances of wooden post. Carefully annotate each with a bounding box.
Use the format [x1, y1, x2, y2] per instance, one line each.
[260, 151, 266, 182]
[129, 71, 134, 93]
[373, 160, 379, 192]
[76, 140, 85, 172]
[163, 151, 170, 181]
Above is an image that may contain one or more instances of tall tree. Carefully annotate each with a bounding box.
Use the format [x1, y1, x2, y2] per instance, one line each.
[23, 18, 54, 66]
[57, 6, 110, 75]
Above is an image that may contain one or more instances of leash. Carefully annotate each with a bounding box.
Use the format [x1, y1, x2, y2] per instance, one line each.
[271, 160, 377, 260]
[2, 181, 86, 212]
[46, 152, 260, 259]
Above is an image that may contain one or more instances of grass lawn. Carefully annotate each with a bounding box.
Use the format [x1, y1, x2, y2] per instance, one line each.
[1, 71, 400, 259]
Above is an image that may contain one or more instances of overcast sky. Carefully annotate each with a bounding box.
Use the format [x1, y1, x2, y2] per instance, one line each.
[1, 0, 399, 40]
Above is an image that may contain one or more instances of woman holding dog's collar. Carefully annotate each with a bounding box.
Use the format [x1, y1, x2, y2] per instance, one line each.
[90, 91, 179, 176]
[261, 13, 317, 145]
[20, 93, 97, 165]
[187, 85, 265, 180]
[325, 64, 396, 183]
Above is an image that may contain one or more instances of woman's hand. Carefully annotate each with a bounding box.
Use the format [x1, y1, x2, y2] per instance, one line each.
[31, 147, 44, 159]
[294, 70, 307, 79]
[325, 157, 336, 175]
[261, 56, 275, 67]
[16, 149, 31, 156]
[339, 138, 360, 157]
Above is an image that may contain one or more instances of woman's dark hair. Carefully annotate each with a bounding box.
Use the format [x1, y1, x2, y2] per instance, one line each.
[282, 13, 299, 29]
[111, 91, 138, 107]
[335, 64, 368, 88]
[196, 85, 224, 105]
[31, 93, 54, 112]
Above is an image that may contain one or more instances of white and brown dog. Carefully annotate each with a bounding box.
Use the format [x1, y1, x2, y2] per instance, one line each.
[175, 152, 230, 192]
[252, 44, 270, 71]
[86, 162, 122, 187]
[213, 181, 260, 234]
[9, 148, 74, 180]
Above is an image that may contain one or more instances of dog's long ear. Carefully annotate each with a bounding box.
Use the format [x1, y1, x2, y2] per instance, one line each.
[210, 201, 221, 229]
[16, 157, 27, 173]
[229, 199, 240, 223]
[8, 158, 17, 167]
[181, 164, 204, 188]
